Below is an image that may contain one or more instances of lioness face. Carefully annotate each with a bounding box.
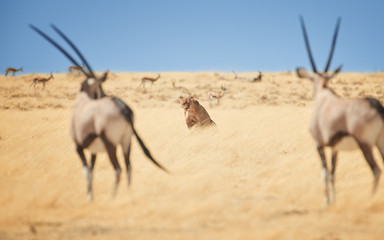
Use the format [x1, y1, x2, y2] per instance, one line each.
[179, 96, 192, 110]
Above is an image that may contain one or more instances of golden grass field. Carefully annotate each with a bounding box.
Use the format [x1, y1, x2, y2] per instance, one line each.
[1, 71, 384, 239]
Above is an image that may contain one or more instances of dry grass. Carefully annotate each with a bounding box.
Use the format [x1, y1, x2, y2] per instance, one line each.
[1, 71, 384, 239]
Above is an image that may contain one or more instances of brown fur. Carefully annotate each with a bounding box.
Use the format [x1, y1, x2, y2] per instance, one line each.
[30, 73, 54, 90]
[140, 74, 160, 89]
[251, 72, 263, 82]
[179, 96, 216, 129]
[68, 65, 84, 73]
[5, 67, 23, 76]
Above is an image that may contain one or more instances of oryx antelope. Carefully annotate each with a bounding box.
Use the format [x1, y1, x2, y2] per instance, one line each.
[297, 16, 383, 205]
[30, 72, 54, 90]
[208, 85, 227, 105]
[5, 67, 23, 76]
[30, 24, 168, 201]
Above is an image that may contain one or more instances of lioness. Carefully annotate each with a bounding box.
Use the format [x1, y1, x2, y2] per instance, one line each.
[179, 96, 216, 129]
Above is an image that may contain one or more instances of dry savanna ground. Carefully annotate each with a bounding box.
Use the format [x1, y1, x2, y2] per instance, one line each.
[1, 71, 384, 239]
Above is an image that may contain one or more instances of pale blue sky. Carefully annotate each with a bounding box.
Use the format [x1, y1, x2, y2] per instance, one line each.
[1, 0, 384, 73]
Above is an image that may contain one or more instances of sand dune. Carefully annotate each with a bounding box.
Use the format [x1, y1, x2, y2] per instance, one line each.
[1, 72, 384, 239]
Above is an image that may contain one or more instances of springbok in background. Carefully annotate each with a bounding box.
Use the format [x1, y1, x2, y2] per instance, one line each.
[208, 85, 227, 105]
[250, 71, 263, 82]
[297, 16, 383, 205]
[140, 74, 161, 90]
[30, 72, 54, 90]
[30, 24, 168, 201]
[233, 70, 262, 82]
[69, 65, 84, 73]
[5, 67, 23, 76]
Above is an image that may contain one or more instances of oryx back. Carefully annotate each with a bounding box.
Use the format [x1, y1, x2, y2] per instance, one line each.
[71, 94, 133, 154]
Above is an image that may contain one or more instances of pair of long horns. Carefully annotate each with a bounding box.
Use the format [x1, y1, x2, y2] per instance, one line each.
[30, 24, 96, 79]
[300, 16, 341, 73]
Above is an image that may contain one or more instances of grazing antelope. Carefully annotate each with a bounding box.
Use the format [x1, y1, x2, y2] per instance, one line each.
[208, 85, 227, 105]
[140, 74, 160, 90]
[179, 96, 216, 129]
[30, 24, 168, 201]
[250, 71, 263, 82]
[297, 16, 383, 205]
[68, 65, 85, 73]
[5, 67, 23, 76]
[30, 72, 54, 90]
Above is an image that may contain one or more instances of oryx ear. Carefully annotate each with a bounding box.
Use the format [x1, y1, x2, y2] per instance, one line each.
[326, 65, 343, 80]
[334, 65, 342, 74]
[296, 67, 317, 81]
[99, 71, 109, 82]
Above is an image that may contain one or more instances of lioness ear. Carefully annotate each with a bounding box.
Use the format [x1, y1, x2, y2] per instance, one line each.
[191, 98, 199, 104]
[179, 96, 185, 103]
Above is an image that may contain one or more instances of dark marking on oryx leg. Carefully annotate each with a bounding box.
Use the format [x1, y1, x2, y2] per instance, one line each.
[357, 142, 381, 194]
[100, 132, 121, 197]
[76, 144, 93, 200]
[76, 145, 88, 170]
[317, 146, 331, 205]
[81, 134, 98, 148]
[377, 144, 384, 165]
[329, 132, 349, 147]
[86, 154, 97, 201]
[329, 150, 338, 203]
[124, 143, 132, 186]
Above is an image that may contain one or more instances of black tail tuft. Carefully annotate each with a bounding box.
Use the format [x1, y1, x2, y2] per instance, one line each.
[132, 127, 169, 173]
[111, 96, 169, 173]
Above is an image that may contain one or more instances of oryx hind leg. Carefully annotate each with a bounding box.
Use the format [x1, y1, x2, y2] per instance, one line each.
[376, 131, 384, 165]
[101, 132, 121, 197]
[87, 154, 96, 202]
[76, 145, 92, 200]
[317, 146, 331, 206]
[329, 150, 338, 204]
[123, 141, 132, 186]
[76, 145, 89, 180]
[357, 142, 381, 194]
[121, 130, 133, 186]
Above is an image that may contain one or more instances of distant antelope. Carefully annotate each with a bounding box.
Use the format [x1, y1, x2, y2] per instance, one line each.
[179, 96, 216, 129]
[233, 71, 262, 82]
[140, 74, 160, 89]
[30, 72, 54, 90]
[30, 24, 168, 201]
[250, 72, 263, 82]
[232, 71, 246, 81]
[69, 65, 84, 73]
[5, 67, 23, 76]
[297, 16, 383, 205]
[208, 85, 227, 105]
